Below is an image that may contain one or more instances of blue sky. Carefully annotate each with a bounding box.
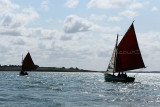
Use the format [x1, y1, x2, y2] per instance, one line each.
[0, 0, 159, 71]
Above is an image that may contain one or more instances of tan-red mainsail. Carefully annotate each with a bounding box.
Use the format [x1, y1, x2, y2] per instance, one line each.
[116, 23, 145, 72]
[22, 52, 36, 71]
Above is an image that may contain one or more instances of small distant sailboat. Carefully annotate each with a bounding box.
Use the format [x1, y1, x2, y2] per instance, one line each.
[104, 21, 145, 82]
[19, 52, 36, 76]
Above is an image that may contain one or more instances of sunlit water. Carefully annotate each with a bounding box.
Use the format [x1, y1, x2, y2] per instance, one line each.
[0, 72, 160, 107]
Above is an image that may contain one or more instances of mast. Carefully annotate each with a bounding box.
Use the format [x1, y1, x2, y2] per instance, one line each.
[22, 55, 23, 65]
[113, 34, 118, 75]
[21, 54, 23, 71]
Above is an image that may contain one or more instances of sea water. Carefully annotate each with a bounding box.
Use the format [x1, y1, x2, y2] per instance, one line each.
[0, 72, 160, 107]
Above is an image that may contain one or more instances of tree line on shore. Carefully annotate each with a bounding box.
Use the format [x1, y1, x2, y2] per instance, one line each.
[0, 64, 95, 72]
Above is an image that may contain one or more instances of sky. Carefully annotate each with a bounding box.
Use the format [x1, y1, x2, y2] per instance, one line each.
[0, 0, 159, 71]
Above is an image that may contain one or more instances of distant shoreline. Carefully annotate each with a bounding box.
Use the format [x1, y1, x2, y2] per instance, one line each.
[0, 66, 159, 73]
[0, 66, 103, 73]
[0, 70, 103, 73]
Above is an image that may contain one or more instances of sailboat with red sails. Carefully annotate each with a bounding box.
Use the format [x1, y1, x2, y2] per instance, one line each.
[19, 52, 36, 76]
[104, 21, 145, 82]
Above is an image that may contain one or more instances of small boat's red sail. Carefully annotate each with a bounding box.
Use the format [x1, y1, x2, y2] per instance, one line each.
[22, 52, 36, 71]
[116, 23, 145, 72]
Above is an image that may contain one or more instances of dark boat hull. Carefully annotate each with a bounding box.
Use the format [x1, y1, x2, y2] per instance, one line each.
[104, 74, 135, 83]
[19, 71, 28, 76]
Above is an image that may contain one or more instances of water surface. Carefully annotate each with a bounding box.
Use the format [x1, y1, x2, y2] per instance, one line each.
[0, 72, 160, 107]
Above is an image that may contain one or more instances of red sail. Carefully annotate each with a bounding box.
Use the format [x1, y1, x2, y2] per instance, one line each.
[116, 23, 145, 72]
[22, 52, 36, 71]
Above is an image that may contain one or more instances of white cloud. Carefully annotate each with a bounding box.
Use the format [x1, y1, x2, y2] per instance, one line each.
[1, 8, 39, 29]
[1, 0, 159, 71]
[41, 0, 49, 11]
[65, 0, 79, 8]
[63, 15, 93, 33]
[89, 14, 107, 21]
[129, 2, 143, 10]
[0, 0, 19, 16]
[63, 15, 121, 33]
[26, 28, 60, 40]
[60, 35, 73, 41]
[108, 16, 122, 22]
[136, 32, 160, 71]
[0, 5, 39, 37]
[0, 43, 10, 55]
[0, 28, 22, 36]
[120, 10, 138, 19]
[151, 6, 158, 12]
[13, 38, 26, 45]
[87, 0, 128, 9]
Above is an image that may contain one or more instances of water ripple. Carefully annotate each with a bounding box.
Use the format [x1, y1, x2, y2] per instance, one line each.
[0, 72, 160, 106]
